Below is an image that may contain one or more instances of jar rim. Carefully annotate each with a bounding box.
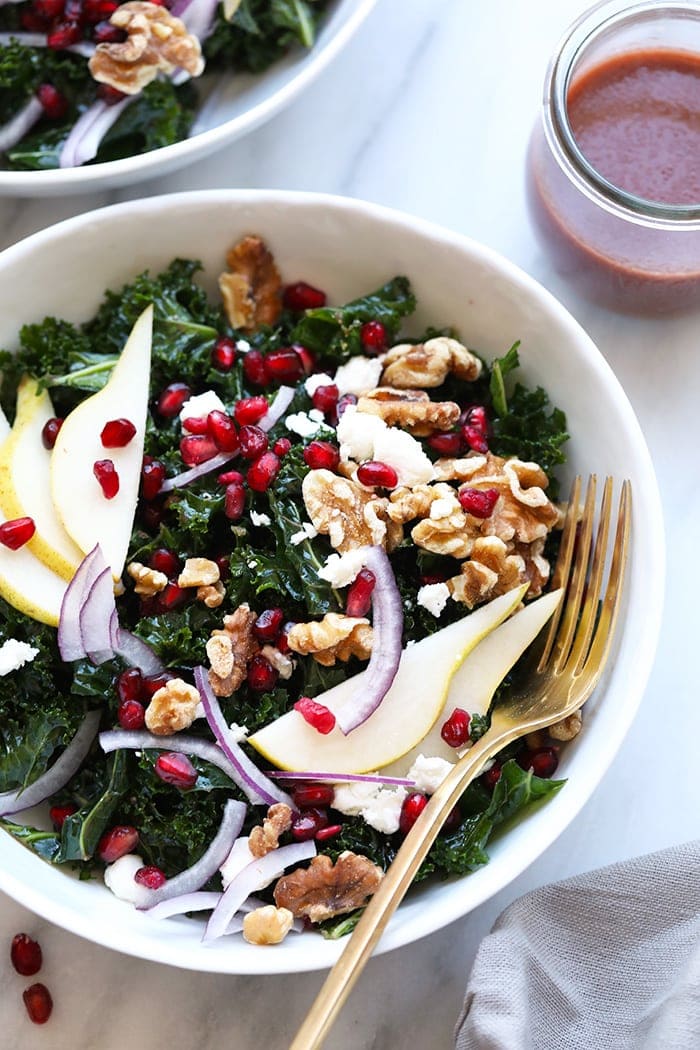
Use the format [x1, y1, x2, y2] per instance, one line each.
[544, 0, 700, 228]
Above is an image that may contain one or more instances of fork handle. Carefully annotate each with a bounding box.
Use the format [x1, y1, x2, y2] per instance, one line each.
[289, 730, 509, 1050]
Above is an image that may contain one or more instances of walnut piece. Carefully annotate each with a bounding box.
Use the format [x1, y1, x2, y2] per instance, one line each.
[549, 709, 582, 741]
[287, 613, 373, 666]
[126, 561, 167, 596]
[207, 604, 259, 697]
[432, 455, 489, 482]
[302, 469, 401, 553]
[411, 503, 473, 558]
[388, 482, 461, 525]
[177, 557, 220, 589]
[457, 453, 561, 545]
[145, 678, 201, 736]
[197, 581, 225, 608]
[248, 803, 293, 858]
[448, 536, 526, 608]
[274, 851, 384, 923]
[356, 387, 460, 436]
[89, 2, 204, 95]
[218, 235, 282, 331]
[381, 337, 482, 388]
[242, 906, 294, 946]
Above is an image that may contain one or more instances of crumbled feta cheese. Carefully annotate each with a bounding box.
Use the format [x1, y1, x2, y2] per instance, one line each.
[179, 389, 226, 423]
[336, 404, 386, 462]
[304, 372, 335, 397]
[331, 779, 379, 816]
[290, 521, 318, 545]
[334, 356, 383, 396]
[372, 425, 435, 487]
[228, 722, 249, 742]
[236, 339, 251, 353]
[250, 510, 271, 527]
[261, 645, 294, 680]
[104, 854, 149, 906]
[416, 582, 450, 618]
[317, 549, 367, 587]
[361, 787, 408, 835]
[0, 638, 39, 675]
[408, 754, 455, 795]
[285, 410, 325, 438]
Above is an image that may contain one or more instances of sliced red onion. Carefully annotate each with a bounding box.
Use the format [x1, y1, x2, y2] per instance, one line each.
[80, 566, 116, 664]
[58, 545, 104, 662]
[111, 619, 164, 676]
[266, 770, 416, 787]
[204, 840, 316, 942]
[0, 711, 101, 817]
[0, 96, 43, 154]
[258, 386, 296, 432]
[335, 546, 403, 735]
[0, 32, 95, 56]
[158, 451, 235, 494]
[59, 96, 133, 169]
[146, 891, 221, 920]
[194, 666, 293, 809]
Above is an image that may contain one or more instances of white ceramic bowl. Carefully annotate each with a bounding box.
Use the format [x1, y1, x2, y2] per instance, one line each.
[0, 191, 664, 973]
[0, 0, 375, 197]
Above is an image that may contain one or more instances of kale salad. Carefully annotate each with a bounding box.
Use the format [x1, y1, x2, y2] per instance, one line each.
[0, 0, 330, 171]
[0, 236, 571, 944]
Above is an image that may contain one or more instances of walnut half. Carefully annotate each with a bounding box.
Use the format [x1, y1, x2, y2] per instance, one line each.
[274, 851, 384, 923]
[218, 235, 282, 331]
[286, 613, 373, 666]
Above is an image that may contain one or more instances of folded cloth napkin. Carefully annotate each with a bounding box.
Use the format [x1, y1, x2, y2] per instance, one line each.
[455, 841, 700, 1050]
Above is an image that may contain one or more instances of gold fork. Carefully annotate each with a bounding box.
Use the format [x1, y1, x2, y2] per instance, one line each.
[290, 475, 631, 1050]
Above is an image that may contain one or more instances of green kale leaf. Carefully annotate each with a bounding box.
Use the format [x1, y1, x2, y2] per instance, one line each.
[57, 750, 130, 863]
[0, 820, 60, 863]
[96, 80, 197, 162]
[205, 0, 329, 73]
[490, 384, 569, 493]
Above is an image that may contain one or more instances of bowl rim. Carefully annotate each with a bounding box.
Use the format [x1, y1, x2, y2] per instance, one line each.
[0, 0, 377, 195]
[0, 189, 665, 973]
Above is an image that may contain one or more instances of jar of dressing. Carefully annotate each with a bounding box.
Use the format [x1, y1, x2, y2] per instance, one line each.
[527, 0, 700, 314]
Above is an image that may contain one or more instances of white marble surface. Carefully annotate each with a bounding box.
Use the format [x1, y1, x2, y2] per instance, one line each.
[0, 0, 698, 1046]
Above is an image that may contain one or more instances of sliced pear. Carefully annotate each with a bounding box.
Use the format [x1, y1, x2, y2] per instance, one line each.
[249, 585, 527, 774]
[0, 507, 67, 626]
[381, 588, 563, 776]
[50, 306, 153, 580]
[0, 377, 83, 581]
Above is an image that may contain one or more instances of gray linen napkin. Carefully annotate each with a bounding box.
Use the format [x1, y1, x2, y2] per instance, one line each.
[455, 841, 700, 1050]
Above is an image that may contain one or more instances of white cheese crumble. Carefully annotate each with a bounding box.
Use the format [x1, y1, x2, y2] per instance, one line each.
[332, 779, 407, 835]
[0, 638, 39, 675]
[261, 645, 294, 680]
[104, 854, 150, 906]
[285, 409, 326, 438]
[408, 754, 455, 795]
[250, 510, 271, 527]
[290, 521, 318, 545]
[416, 582, 451, 618]
[304, 372, 335, 397]
[179, 389, 226, 423]
[228, 722, 249, 742]
[334, 356, 383, 396]
[336, 405, 434, 487]
[331, 779, 378, 816]
[317, 549, 367, 587]
[336, 404, 386, 462]
[236, 339, 251, 353]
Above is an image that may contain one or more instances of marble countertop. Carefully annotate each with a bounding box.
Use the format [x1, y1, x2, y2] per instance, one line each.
[1, 0, 698, 1046]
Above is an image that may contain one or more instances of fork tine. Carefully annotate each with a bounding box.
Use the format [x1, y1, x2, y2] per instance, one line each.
[568, 476, 614, 673]
[537, 475, 581, 672]
[551, 475, 597, 673]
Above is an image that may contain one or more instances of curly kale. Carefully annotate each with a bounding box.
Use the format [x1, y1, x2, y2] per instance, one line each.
[205, 0, 330, 73]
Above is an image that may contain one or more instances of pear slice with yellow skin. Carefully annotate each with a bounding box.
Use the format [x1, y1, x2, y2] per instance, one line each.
[0, 377, 83, 581]
[50, 306, 153, 581]
[0, 506, 67, 626]
[380, 588, 563, 777]
[249, 585, 527, 774]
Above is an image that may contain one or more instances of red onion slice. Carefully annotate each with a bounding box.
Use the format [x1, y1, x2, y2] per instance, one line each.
[0, 97, 43, 154]
[158, 451, 235, 494]
[335, 546, 403, 735]
[258, 386, 296, 432]
[266, 771, 416, 787]
[112, 627, 164, 677]
[0, 712, 101, 817]
[59, 97, 132, 169]
[0, 31, 95, 56]
[146, 891, 222, 920]
[204, 840, 316, 942]
[57, 545, 104, 662]
[80, 566, 116, 664]
[194, 666, 293, 809]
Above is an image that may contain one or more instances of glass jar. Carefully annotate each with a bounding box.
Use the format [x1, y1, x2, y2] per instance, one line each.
[526, 0, 700, 314]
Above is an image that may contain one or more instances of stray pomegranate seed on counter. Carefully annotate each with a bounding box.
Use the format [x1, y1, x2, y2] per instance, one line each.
[399, 792, 428, 835]
[311, 383, 339, 415]
[179, 434, 218, 466]
[247, 451, 281, 492]
[93, 459, 119, 499]
[156, 382, 191, 418]
[22, 983, 53, 1025]
[154, 752, 198, 790]
[283, 281, 327, 311]
[360, 320, 387, 353]
[239, 425, 269, 460]
[134, 866, 167, 890]
[345, 568, 376, 617]
[253, 607, 285, 643]
[0, 517, 36, 550]
[458, 487, 499, 519]
[97, 825, 139, 863]
[10, 934, 42, 976]
[100, 417, 136, 448]
[49, 803, 77, 830]
[294, 697, 336, 735]
[356, 460, 398, 488]
[41, 417, 63, 449]
[141, 459, 165, 500]
[224, 481, 246, 520]
[211, 336, 236, 371]
[234, 396, 269, 426]
[518, 746, 559, 778]
[242, 349, 268, 386]
[303, 440, 340, 471]
[440, 707, 471, 748]
[247, 654, 278, 692]
[207, 410, 239, 453]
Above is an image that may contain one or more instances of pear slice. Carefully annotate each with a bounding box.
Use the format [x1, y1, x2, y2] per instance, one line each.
[0, 377, 83, 581]
[249, 585, 527, 774]
[50, 306, 153, 580]
[0, 507, 67, 626]
[380, 588, 563, 776]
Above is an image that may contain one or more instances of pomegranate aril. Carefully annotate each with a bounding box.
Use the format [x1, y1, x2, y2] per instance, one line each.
[247, 451, 280, 492]
[134, 865, 167, 889]
[336, 393, 357, 417]
[93, 459, 119, 499]
[23, 983, 53, 1025]
[117, 699, 145, 731]
[155, 582, 188, 612]
[148, 548, 181, 577]
[224, 481, 246, 520]
[0, 517, 35, 550]
[462, 424, 489, 453]
[247, 654, 278, 693]
[215, 554, 230, 580]
[311, 383, 339, 415]
[97, 825, 139, 863]
[36, 83, 68, 120]
[253, 607, 285, 643]
[291, 807, 329, 842]
[303, 440, 340, 471]
[156, 382, 191, 418]
[217, 469, 243, 485]
[463, 405, 488, 434]
[92, 20, 124, 42]
[41, 416, 64, 449]
[101, 417, 136, 448]
[518, 746, 559, 779]
[356, 460, 398, 488]
[276, 622, 295, 654]
[182, 415, 209, 435]
[360, 320, 387, 353]
[141, 460, 165, 501]
[11, 933, 43, 977]
[242, 349, 268, 386]
[64, 0, 83, 20]
[141, 672, 174, 698]
[97, 83, 127, 105]
[292, 343, 316, 376]
[294, 697, 336, 735]
[234, 396, 268, 426]
[21, 10, 49, 30]
[292, 784, 334, 809]
[458, 487, 499, 518]
[440, 707, 471, 748]
[399, 792, 428, 835]
[428, 431, 462, 456]
[180, 434, 218, 466]
[154, 752, 197, 790]
[265, 348, 304, 384]
[283, 281, 327, 311]
[49, 803, 77, 830]
[481, 763, 502, 790]
[207, 410, 239, 453]
[315, 824, 342, 842]
[116, 667, 143, 703]
[345, 568, 376, 617]
[34, 0, 65, 17]
[211, 336, 236, 371]
[83, 0, 118, 21]
[419, 571, 449, 586]
[273, 437, 291, 457]
[47, 19, 82, 47]
[238, 424, 268, 460]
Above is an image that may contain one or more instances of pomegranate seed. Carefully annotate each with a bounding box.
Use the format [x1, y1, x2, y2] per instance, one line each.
[134, 865, 167, 889]
[442, 804, 462, 834]
[247, 654, 278, 692]
[283, 281, 327, 311]
[458, 487, 499, 518]
[292, 343, 316, 375]
[265, 348, 304, 384]
[276, 622, 295, 654]
[399, 792, 428, 835]
[91, 20, 124, 42]
[49, 803, 77, 830]
[64, 0, 83, 20]
[154, 752, 197, 789]
[0, 517, 35, 549]
[273, 437, 291, 457]
[83, 0, 118, 21]
[234, 396, 268, 426]
[156, 382, 191, 418]
[182, 415, 209, 435]
[315, 824, 342, 842]
[180, 434, 218, 466]
[215, 554, 230, 580]
[36, 82, 68, 120]
[419, 571, 449, 586]
[247, 451, 280, 492]
[207, 410, 239, 453]
[336, 393, 357, 417]
[11, 934, 43, 977]
[428, 431, 462, 456]
[97, 83, 127, 105]
[23, 984, 53, 1025]
[518, 746, 559, 778]
[242, 349, 268, 386]
[217, 469, 243, 485]
[303, 440, 340, 471]
[238, 425, 268, 460]
[148, 548, 181, 577]
[116, 667, 143, 703]
[291, 808, 329, 841]
[141, 672, 174, 698]
[292, 784, 334, 808]
[356, 460, 398, 488]
[101, 417, 136, 448]
[97, 825, 139, 863]
[346, 569, 376, 619]
[93, 459, 119, 499]
[360, 320, 387, 353]
[21, 11, 49, 30]
[141, 460, 165, 500]
[440, 707, 471, 748]
[253, 607, 285, 643]
[294, 697, 336, 735]
[211, 336, 236, 371]
[463, 405, 488, 434]
[311, 383, 339, 415]
[34, 0, 65, 17]
[117, 700, 145, 731]
[224, 481, 246, 520]
[481, 763, 502, 790]
[155, 582, 188, 612]
[47, 19, 82, 47]
[462, 424, 489, 453]
[41, 417, 63, 449]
